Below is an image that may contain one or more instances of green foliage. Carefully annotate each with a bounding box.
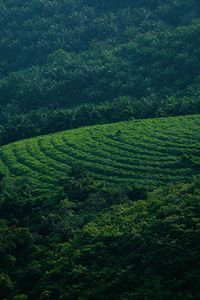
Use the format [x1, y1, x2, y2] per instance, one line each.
[0, 170, 199, 299]
[0, 273, 14, 299]
[13, 295, 28, 300]
[1, 2, 200, 299]
[1, 1, 200, 143]
[1, 115, 200, 194]
[47, 179, 200, 300]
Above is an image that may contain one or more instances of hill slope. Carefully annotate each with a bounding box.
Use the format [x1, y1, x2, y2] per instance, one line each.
[1, 0, 200, 146]
[1, 0, 200, 111]
[1, 115, 200, 192]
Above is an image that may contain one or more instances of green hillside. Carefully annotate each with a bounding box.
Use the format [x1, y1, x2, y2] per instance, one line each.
[1, 114, 200, 192]
[1, 1, 200, 299]
[2, 0, 200, 145]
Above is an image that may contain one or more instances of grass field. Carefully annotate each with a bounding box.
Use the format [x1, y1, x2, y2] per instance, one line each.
[1, 115, 200, 193]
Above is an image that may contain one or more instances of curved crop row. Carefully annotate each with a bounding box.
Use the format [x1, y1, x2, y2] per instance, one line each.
[0, 115, 200, 193]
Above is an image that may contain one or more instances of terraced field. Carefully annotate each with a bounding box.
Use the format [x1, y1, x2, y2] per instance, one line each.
[1, 115, 200, 193]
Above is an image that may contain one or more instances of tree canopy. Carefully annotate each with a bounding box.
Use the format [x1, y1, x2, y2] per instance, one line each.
[1, 0, 200, 144]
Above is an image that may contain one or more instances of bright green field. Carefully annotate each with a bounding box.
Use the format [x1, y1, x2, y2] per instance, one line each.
[1, 115, 200, 192]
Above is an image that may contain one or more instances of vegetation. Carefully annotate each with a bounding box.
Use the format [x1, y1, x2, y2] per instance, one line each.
[0, 168, 200, 299]
[1, 115, 200, 194]
[1, 0, 200, 144]
[2, 94, 200, 146]
[1, 1, 200, 299]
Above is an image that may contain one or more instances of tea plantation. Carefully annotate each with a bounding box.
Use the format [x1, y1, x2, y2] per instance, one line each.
[1, 115, 200, 193]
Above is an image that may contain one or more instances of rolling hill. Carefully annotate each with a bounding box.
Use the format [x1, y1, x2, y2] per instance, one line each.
[1, 0, 200, 147]
[1, 114, 200, 193]
[2, 2, 200, 299]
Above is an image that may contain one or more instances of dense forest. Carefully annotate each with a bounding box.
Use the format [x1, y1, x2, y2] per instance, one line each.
[1, 0, 200, 144]
[1, 1, 200, 299]
[1, 170, 200, 299]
